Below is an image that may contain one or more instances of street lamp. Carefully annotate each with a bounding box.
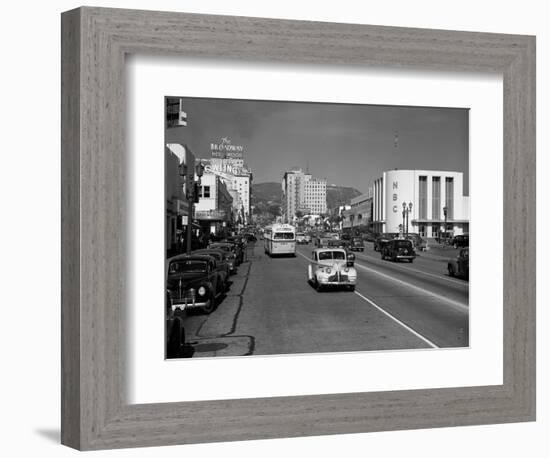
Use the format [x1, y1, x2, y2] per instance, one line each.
[402, 202, 413, 236]
[443, 205, 448, 244]
[184, 162, 205, 254]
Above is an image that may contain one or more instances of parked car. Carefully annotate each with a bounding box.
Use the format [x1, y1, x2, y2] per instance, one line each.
[448, 247, 469, 279]
[349, 236, 365, 252]
[374, 233, 398, 251]
[307, 248, 357, 292]
[166, 254, 224, 314]
[208, 242, 239, 270]
[405, 233, 428, 251]
[451, 234, 469, 248]
[296, 232, 309, 244]
[243, 232, 257, 243]
[222, 236, 246, 263]
[166, 290, 187, 358]
[381, 238, 416, 263]
[363, 232, 378, 243]
[192, 249, 231, 284]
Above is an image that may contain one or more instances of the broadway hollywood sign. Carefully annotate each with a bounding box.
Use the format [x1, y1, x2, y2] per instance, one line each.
[210, 137, 244, 158]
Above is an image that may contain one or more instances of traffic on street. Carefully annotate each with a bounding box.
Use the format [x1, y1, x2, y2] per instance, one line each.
[167, 234, 469, 358]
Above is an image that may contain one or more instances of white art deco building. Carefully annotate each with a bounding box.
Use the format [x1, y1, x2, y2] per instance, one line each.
[371, 169, 470, 238]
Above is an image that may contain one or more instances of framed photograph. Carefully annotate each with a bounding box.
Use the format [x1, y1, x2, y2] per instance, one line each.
[61, 7, 535, 450]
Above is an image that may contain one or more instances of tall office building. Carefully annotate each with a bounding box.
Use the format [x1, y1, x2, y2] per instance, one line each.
[282, 168, 327, 223]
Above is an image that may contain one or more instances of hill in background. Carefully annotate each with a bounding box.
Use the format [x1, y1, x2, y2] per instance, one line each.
[251, 182, 362, 213]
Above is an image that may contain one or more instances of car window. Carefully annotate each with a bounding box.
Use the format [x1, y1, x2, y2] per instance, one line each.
[395, 241, 412, 248]
[169, 260, 207, 274]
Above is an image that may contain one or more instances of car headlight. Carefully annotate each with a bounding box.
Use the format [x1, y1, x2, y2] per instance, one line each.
[198, 286, 206, 296]
[344, 267, 349, 272]
[325, 268, 332, 274]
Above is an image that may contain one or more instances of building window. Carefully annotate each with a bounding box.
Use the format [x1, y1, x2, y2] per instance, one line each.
[445, 177, 454, 219]
[201, 186, 211, 198]
[419, 223, 427, 237]
[419, 176, 427, 219]
[432, 176, 440, 220]
[431, 223, 440, 237]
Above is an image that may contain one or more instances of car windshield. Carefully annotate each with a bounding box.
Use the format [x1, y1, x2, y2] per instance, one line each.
[395, 241, 412, 248]
[318, 251, 346, 261]
[169, 260, 207, 274]
[210, 244, 230, 251]
[196, 252, 220, 260]
[274, 232, 295, 240]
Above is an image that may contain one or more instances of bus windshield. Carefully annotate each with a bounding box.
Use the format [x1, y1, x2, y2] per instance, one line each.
[274, 232, 294, 240]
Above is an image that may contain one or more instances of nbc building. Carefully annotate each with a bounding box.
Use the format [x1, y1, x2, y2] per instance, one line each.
[371, 169, 470, 238]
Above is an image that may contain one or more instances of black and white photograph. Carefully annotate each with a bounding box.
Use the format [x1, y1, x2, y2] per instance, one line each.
[165, 96, 470, 359]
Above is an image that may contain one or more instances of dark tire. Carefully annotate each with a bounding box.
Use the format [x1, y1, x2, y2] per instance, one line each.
[314, 279, 323, 292]
[381, 252, 385, 260]
[348, 285, 355, 292]
[409, 259, 414, 263]
[202, 291, 215, 314]
[448, 265, 455, 277]
[166, 318, 185, 358]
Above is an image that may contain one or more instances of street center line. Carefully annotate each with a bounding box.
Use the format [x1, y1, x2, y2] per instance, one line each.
[297, 249, 468, 313]
[355, 251, 466, 286]
[353, 261, 469, 313]
[295, 250, 440, 349]
[353, 290, 439, 349]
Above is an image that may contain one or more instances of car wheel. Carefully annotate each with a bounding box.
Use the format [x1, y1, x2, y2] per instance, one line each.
[409, 259, 413, 263]
[381, 252, 385, 260]
[166, 318, 185, 358]
[202, 292, 215, 314]
[348, 285, 355, 292]
[315, 278, 323, 292]
[448, 265, 455, 277]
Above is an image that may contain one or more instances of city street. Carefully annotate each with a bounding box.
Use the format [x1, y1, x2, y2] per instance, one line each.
[179, 241, 469, 358]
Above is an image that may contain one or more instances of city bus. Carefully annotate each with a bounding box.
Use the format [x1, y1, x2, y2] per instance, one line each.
[264, 224, 296, 256]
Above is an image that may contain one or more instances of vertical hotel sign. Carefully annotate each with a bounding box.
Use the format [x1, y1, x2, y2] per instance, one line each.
[211, 137, 244, 159]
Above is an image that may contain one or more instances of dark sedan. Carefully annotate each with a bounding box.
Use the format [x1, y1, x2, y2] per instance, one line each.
[208, 242, 240, 270]
[374, 233, 398, 251]
[381, 239, 416, 263]
[166, 254, 224, 314]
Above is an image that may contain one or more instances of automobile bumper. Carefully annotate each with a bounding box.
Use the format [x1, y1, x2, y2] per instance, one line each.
[395, 255, 415, 260]
[319, 280, 356, 286]
[171, 298, 211, 310]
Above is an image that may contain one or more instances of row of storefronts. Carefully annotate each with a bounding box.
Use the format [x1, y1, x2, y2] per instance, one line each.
[165, 100, 253, 255]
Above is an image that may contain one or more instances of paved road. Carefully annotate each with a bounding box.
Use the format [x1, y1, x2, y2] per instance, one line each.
[179, 241, 469, 358]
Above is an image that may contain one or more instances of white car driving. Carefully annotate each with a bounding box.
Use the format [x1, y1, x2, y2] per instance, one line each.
[307, 248, 357, 292]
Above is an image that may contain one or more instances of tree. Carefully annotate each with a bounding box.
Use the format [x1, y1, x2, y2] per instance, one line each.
[267, 205, 281, 218]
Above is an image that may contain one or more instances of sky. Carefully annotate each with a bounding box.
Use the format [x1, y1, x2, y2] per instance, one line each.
[170, 97, 469, 196]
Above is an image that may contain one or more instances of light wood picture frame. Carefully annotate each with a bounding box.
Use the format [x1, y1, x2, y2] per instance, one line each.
[61, 6, 535, 450]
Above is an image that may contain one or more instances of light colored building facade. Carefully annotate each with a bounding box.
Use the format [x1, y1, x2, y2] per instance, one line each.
[372, 169, 469, 238]
[195, 173, 233, 234]
[282, 168, 327, 223]
[165, 143, 195, 254]
[200, 157, 252, 224]
[342, 193, 373, 231]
